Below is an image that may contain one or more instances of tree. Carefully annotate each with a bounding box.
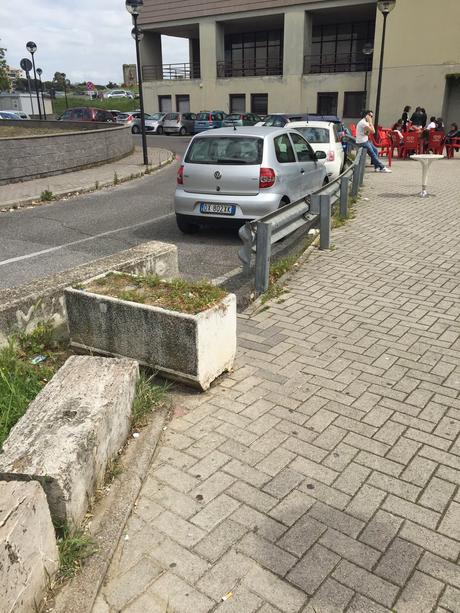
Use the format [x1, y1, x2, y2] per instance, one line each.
[53, 72, 67, 90]
[0, 40, 9, 92]
[106, 81, 118, 89]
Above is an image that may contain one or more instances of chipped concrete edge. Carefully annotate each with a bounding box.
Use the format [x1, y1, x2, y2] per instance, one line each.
[0, 150, 175, 212]
[51, 404, 170, 613]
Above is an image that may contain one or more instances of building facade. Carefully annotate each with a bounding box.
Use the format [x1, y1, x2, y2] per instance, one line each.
[139, 0, 460, 126]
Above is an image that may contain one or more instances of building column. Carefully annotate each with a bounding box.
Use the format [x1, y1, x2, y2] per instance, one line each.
[199, 20, 223, 82]
[283, 9, 311, 112]
[140, 32, 163, 79]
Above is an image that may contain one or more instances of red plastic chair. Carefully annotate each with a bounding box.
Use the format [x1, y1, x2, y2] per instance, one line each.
[390, 131, 404, 158]
[427, 131, 445, 154]
[446, 136, 460, 158]
[401, 132, 422, 158]
[371, 131, 393, 166]
[349, 123, 356, 137]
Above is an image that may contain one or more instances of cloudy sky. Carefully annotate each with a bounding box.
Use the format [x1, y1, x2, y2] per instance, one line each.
[0, 0, 188, 85]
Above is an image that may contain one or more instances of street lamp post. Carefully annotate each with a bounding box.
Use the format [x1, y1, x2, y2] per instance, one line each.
[62, 74, 69, 109]
[36, 68, 47, 120]
[20, 57, 34, 116]
[26, 41, 42, 120]
[362, 43, 374, 107]
[126, 0, 149, 166]
[374, 0, 396, 132]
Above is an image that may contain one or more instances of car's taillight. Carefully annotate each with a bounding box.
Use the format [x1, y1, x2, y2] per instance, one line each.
[177, 165, 184, 185]
[259, 167, 276, 189]
[327, 150, 335, 161]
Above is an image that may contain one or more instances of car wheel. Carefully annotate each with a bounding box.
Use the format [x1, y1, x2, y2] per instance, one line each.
[156, 126, 163, 135]
[176, 214, 199, 234]
[131, 125, 140, 134]
[179, 126, 187, 136]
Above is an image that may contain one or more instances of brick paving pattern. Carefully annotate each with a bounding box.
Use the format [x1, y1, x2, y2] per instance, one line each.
[95, 158, 460, 613]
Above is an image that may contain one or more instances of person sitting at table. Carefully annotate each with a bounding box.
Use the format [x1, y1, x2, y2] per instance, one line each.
[410, 107, 425, 127]
[435, 117, 445, 131]
[426, 116, 437, 130]
[446, 122, 460, 141]
[392, 120, 404, 139]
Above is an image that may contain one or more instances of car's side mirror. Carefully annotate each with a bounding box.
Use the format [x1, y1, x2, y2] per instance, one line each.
[315, 150, 327, 160]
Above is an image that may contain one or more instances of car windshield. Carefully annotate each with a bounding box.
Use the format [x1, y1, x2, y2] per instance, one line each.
[185, 136, 263, 165]
[226, 114, 242, 120]
[297, 127, 330, 143]
[149, 113, 164, 120]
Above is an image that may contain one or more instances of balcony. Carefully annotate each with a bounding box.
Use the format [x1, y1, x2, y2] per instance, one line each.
[142, 62, 201, 81]
[304, 53, 373, 75]
[217, 59, 283, 78]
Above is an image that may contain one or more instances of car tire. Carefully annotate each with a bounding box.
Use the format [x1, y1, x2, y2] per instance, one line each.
[156, 126, 163, 135]
[176, 214, 200, 234]
[131, 125, 140, 134]
[179, 126, 187, 136]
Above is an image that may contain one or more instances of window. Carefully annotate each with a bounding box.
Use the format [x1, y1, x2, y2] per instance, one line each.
[274, 134, 296, 163]
[290, 132, 316, 162]
[185, 136, 263, 165]
[176, 95, 190, 113]
[308, 20, 375, 74]
[251, 93, 268, 115]
[158, 95, 172, 113]
[343, 91, 366, 117]
[230, 94, 246, 113]
[223, 30, 283, 77]
[164, 113, 178, 121]
[317, 92, 338, 116]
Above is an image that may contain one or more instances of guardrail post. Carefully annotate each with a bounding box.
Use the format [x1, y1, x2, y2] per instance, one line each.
[351, 149, 361, 199]
[319, 194, 331, 250]
[359, 147, 366, 186]
[340, 176, 349, 218]
[238, 222, 254, 272]
[255, 221, 272, 295]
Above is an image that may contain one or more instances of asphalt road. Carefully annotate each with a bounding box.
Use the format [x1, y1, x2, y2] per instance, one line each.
[0, 135, 242, 291]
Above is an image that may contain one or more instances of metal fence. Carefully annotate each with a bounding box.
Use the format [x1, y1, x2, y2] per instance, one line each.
[238, 144, 366, 295]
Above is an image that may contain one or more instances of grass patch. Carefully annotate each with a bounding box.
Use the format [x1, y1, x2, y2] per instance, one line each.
[52, 96, 138, 116]
[55, 523, 96, 580]
[132, 374, 169, 427]
[85, 273, 228, 315]
[0, 322, 68, 447]
[0, 126, 82, 138]
[40, 190, 54, 202]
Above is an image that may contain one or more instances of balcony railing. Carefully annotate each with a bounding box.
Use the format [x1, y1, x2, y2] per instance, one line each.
[142, 63, 201, 81]
[216, 60, 283, 78]
[304, 53, 373, 75]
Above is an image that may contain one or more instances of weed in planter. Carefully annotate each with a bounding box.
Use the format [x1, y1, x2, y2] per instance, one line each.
[55, 522, 96, 579]
[132, 374, 169, 426]
[105, 456, 123, 484]
[14, 321, 54, 355]
[119, 290, 145, 303]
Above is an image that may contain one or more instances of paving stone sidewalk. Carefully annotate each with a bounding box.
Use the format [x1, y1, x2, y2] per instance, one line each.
[95, 158, 460, 613]
[0, 146, 172, 210]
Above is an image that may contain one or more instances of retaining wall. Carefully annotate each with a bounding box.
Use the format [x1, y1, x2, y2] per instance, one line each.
[0, 120, 133, 184]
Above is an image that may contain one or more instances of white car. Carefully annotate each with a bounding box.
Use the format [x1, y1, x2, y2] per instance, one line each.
[288, 121, 345, 180]
[1, 110, 30, 119]
[104, 89, 134, 99]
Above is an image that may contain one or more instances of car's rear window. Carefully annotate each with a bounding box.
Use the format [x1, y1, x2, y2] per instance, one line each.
[185, 137, 263, 165]
[197, 112, 210, 121]
[149, 113, 164, 120]
[117, 113, 131, 120]
[297, 127, 330, 143]
[226, 114, 243, 120]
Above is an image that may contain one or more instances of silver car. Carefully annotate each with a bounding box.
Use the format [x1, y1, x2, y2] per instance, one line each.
[162, 112, 196, 135]
[174, 126, 327, 233]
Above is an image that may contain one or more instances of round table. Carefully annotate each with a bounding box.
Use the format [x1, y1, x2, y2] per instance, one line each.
[410, 154, 444, 197]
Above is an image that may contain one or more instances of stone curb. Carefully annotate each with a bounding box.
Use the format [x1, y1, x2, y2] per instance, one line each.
[0, 151, 175, 213]
[51, 405, 170, 613]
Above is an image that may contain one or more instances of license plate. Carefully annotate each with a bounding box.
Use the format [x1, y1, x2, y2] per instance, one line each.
[199, 203, 236, 215]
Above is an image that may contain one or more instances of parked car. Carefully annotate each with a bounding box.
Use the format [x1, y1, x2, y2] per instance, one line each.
[174, 126, 327, 233]
[1, 110, 30, 119]
[223, 113, 262, 127]
[194, 111, 227, 133]
[289, 121, 345, 180]
[0, 111, 22, 119]
[59, 107, 115, 122]
[133, 112, 166, 134]
[162, 112, 196, 135]
[261, 113, 311, 127]
[104, 89, 134, 99]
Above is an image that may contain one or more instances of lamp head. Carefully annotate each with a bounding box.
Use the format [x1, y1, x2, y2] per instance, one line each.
[377, 0, 396, 15]
[26, 41, 37, 54]
[37, 68, 43, 77]
[126, 0, 143, 15]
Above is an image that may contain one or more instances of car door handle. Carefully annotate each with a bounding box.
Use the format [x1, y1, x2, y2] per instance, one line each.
[300, 169, 305, 174]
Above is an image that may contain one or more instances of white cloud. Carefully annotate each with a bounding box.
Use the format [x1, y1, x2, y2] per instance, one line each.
[0, 0, 188, 85]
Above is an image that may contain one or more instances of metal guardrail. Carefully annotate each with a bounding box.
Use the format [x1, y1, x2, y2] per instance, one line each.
[238, 143, 366, 295]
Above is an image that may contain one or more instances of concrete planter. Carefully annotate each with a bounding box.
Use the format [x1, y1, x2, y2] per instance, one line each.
[65, 274, 236, 390]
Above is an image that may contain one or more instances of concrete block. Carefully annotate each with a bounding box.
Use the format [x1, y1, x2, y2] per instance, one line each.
[0, 355, 139, 525]
[1, 481, 58, 613]
[65, 275, 236, 390]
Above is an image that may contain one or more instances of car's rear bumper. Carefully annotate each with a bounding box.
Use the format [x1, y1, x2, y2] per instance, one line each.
[174, 188, 282, 221]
